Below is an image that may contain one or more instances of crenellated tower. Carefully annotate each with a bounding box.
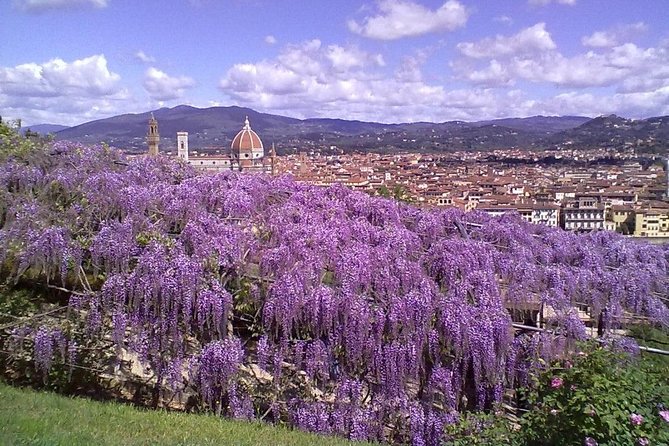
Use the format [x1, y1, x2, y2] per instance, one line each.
[147, 113, 159, 156]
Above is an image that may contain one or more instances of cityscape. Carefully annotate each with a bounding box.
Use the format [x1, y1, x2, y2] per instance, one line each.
[140, 111, 668, 238]
[2, 0, 669, 445]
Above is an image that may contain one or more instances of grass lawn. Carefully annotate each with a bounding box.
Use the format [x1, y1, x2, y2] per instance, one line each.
[0, 382, 368, 446]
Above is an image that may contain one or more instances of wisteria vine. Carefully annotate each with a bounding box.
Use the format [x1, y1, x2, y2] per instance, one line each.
[0, 139, 667, 445]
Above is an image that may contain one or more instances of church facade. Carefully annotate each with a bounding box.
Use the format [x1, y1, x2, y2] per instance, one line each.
[146, 114, 276, 175]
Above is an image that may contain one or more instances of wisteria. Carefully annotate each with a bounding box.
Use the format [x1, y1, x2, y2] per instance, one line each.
[0, 138, 667, 445]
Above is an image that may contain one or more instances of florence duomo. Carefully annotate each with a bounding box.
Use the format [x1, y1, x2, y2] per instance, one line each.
[146, 113, 276, 175]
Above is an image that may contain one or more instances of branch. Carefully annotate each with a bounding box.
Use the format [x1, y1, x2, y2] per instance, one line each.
[0, 305, 68, 331]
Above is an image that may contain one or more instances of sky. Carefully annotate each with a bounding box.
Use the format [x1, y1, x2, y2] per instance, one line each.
[1, 0, 669, 126]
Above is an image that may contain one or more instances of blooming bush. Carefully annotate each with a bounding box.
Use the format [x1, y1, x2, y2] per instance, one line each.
[517, 342, 669, 446]
[0, 123, 668, 445]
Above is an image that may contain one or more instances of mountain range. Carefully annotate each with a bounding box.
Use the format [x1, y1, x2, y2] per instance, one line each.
[28, 105, 669, 154]
[22, 124, 70, 135]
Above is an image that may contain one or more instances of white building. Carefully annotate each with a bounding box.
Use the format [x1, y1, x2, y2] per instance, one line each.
[167, 116, 276, 175]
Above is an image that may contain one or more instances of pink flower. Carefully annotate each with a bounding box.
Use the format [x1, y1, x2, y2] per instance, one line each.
[630, 413, 644, 426]
[638, 438, 649, 446]
[660, 410, 669, 422]
[551, 376, 563, 388]
[584, 437, 598, 446]
[550, 409, 558, 415]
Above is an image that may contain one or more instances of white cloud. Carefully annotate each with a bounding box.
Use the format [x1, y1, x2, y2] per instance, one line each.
[581, 31, 617, 48]
[455, 21, 669, 96]
[464, 60, 514, 87]
[460, 42, 669, 90]
[493, 15, 513, 26]
[142, 67, 195, 101]
[457, 23, 556, 59]
[265, 35, 277, 45]
[526, 89, 669, 118]
[348, 0, 468, 40]
[528, 0, 576, 6]
[326, 44, 385, 71]
[220, 40, 451, 122]
[395, 54, 425, 82]
[0, 54, 132, 125]
[581, 22, 647, 48]
[134, 50, 155, 63]
[220, 41, 385, 98]
[0, 54, 120, 97]
[218, 34, 669, 122]
[13, 0, 108, 12]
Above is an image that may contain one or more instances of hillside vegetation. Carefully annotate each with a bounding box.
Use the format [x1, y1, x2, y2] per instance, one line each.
[51, 105, 669, 153]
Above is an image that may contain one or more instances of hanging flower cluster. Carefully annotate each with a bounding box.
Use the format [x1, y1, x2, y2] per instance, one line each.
[0, 140, 667, 445]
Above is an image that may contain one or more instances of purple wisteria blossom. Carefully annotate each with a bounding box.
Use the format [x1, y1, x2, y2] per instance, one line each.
[659, 410, 669, 422]
[584, 437, 598, 446]
[630, 413, 644, 426]
[1, 140, 668, 445]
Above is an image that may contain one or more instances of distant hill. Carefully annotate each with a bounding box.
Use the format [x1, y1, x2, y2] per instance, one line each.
[22, 124, 70, 135]
[51, 105, 668, 153]
[55, 105, 303, 151]
[544, 114, 669, 154]
[475, 116, 591, 133]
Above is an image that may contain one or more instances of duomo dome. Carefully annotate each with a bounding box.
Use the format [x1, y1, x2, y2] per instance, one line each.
[231, 116, 264, 162]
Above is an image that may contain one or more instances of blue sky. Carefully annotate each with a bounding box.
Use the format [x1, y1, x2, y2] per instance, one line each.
[1, 0, 668, 126]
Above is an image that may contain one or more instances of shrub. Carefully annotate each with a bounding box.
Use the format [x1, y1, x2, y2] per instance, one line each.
[517, 342, 669, 446]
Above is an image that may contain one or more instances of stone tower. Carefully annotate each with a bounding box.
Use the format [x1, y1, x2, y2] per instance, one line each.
[270, 142, 277, 176]
[147, 113, 159, 156]
[177, 132, 189, 162]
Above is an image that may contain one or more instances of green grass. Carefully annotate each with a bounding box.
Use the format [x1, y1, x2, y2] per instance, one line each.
[0, 382, 368, 446]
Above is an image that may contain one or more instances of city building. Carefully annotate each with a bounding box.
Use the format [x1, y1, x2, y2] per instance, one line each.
[139, 116, 669, 237]
[177, 132, 188, 162]
[146, 115, 275, 174]
[609, 205, 635, 234]
[147, 113, 159, 156]
[561, 197, 605, 231]
[529, 204, 560, 227]
[634, 207, 669, 237]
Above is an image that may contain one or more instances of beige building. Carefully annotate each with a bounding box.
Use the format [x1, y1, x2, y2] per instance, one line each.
[608, 205, 635, 234]
[634, 208, 669, 237]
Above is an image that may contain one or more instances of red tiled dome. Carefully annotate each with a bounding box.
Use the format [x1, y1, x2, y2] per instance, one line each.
[231, 116, 263, 154]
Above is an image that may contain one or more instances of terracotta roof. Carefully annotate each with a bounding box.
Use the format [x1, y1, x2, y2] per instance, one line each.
[231, 117, 263, 153]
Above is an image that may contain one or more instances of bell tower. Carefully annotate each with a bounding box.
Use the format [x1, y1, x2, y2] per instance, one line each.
[177, 131, 189, 162]
[147, 113, 159, 156]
